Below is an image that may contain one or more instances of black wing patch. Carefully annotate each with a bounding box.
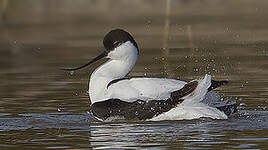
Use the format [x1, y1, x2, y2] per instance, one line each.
[171, 81, 198, 99]
[91, 81, 199, 121]
[208, 80, 228, 91]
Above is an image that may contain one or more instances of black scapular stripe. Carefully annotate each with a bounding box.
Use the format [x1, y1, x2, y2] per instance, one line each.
[107, 76, 148, 88]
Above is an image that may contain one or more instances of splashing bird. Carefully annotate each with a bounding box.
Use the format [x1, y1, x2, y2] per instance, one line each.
[63, 29, 237, 121]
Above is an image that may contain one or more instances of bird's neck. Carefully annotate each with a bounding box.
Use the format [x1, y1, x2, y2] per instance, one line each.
[89, 51, 138, 103]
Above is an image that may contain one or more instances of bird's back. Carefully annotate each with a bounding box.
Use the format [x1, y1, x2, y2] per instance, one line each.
[106, 77, 187, 102]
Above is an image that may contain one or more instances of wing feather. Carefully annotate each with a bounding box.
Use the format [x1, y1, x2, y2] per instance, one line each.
[107, 77, 186, 102]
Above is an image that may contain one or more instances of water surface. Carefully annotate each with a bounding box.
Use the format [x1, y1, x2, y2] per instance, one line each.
[0, 0, 268, 149]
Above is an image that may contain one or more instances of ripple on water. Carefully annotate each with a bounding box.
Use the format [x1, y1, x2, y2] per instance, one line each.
[0, 110, 267, 149]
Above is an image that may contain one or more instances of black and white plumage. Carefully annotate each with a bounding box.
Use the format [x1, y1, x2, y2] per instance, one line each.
[63, 29, 237, 121]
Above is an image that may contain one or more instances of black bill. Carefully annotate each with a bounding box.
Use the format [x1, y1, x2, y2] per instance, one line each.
[62, 51, 107, 71]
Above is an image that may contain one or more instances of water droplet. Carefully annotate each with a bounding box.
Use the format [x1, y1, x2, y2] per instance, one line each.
[137, 100, 143, 104]
[234, 34, 240, 38]
[70, 71, 75, 76]
[239, 103, 246, 106]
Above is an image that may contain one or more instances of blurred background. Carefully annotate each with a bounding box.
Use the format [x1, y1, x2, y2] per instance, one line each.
[0, 0, 268, 149]
[0, 0, 267, 112]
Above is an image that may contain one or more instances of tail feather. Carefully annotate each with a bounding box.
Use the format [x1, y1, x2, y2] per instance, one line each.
[182, 74, 211, 104]
[150, 74, 228, 121]
[208, 80, 228, 91]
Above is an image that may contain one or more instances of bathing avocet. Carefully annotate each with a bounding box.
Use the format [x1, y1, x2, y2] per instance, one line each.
[63, 29, 237, 121]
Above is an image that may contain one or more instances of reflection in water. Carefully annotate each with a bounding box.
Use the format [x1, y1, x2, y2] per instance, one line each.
[0, 0, 268, 149]
[89, 110, 268, 149]
[0, 111, 267, 149]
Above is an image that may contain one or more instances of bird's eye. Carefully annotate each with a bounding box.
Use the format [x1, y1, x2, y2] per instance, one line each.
[113, 41, 121, 47]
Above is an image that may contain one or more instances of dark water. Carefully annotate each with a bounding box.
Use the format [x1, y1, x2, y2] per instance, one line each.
[0, 0, 268, 149]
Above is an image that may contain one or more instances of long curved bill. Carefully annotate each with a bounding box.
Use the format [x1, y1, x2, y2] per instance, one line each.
[62, 51, 107, 71]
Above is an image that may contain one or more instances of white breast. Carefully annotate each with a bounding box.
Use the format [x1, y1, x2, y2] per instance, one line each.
[88, 41, 138, 104]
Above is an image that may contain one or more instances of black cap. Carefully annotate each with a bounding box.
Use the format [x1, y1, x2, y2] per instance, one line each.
[103, 29, 139, 54]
